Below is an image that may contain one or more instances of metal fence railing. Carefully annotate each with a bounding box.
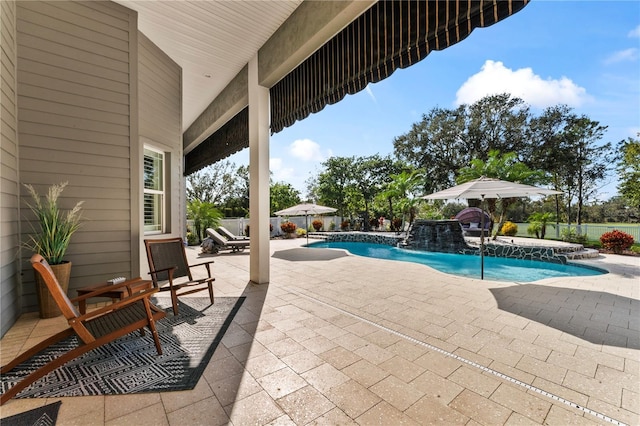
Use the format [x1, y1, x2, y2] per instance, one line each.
[512, 223, 639, 243]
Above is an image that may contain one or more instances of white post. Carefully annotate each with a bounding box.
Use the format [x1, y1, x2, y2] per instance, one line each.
[248, 54, 270, 284]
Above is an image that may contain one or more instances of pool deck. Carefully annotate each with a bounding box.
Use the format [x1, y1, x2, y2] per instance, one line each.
[1, 237, 639, 425]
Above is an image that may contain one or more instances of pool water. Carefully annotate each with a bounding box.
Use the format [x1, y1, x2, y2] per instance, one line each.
[308, 241, 606, 282]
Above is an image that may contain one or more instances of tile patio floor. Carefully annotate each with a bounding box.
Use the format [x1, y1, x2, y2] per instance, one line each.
[1, 238, 639, 425]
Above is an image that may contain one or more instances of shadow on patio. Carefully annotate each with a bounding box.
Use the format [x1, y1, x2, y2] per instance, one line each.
[490, 284, 640, 349]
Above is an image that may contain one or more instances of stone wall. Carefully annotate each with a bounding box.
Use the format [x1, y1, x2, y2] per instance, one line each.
[322, 224, 568, 265]
[401, 220, 472, 253]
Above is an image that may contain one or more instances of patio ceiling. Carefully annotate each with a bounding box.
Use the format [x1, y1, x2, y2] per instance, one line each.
[113, 0, 303, 131]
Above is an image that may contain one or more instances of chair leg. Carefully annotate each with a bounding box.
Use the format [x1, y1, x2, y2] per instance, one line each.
[208, 283, 214, 304]
[143, 299, 163, 355]
[170, 289, 179, 315]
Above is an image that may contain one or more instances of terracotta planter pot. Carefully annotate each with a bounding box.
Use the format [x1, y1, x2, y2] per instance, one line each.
[34, 261, 71, 318]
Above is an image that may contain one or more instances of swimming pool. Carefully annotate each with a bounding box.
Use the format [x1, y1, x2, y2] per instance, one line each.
[308, 241, 606, 282]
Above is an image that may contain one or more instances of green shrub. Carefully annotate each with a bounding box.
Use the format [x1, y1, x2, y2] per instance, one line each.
[186, 231, 199, 246]
[329, 221, 336, 231]
[501, 221, 518, 236]
[600, 230, 635, 254]
[561, 228, 588, 244]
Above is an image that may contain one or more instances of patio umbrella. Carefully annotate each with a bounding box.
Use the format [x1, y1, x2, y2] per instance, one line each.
[422, 176, 562, 280]
[274, 203, 337, 245]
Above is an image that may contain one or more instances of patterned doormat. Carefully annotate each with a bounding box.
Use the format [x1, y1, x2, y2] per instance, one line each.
[1, 297, 244, 399]
[1, 401, 61, 426]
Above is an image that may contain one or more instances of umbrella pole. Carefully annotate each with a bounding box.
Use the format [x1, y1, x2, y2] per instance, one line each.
[480, 195, 485, 280]
[306, 214, 309, 246]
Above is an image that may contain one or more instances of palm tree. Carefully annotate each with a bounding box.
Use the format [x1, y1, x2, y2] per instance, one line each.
[382, 170, 425, 232]
[457, 150, 546, 239]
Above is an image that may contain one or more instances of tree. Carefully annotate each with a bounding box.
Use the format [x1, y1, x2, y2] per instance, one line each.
[270, 182, 301, 215]
[220, 165, 249, 217]
[312, 157, 355, 221]
[381, 169, 425, 229]
[351, 155, 398, 230]
[187, 200, 222, 243]
[457, 150, 546, 239]
[617, 134, 640, 209]
[393, 105, 468, 193]
[560, 116, 613, 226]
[186, 160, 237, 204]
[393, 94, 532, 193]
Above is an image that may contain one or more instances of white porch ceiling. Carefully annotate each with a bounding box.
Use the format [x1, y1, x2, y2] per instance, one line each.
[114, 0, 303, 131]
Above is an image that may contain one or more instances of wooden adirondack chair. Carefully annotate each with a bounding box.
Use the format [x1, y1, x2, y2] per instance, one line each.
[144, 237, 215, 315]
[0, 254, 165, 405]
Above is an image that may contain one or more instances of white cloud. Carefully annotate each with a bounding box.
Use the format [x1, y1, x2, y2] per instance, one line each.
[455, 60, 590, 108]
[604, 48, 639, 65]
[289, 138, 331, 162]
[629, 25, 640, 38]
[270, 158, 294, 181]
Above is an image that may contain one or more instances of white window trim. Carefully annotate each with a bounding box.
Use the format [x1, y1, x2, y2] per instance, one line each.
[143, 146, 165, 235]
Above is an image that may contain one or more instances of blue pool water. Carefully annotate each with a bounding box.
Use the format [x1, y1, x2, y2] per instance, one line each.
[308, 241, 606, 282]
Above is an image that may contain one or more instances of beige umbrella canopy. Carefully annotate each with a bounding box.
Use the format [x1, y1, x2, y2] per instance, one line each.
[275, 203, 337, 245]
[423, 176, 562, 280]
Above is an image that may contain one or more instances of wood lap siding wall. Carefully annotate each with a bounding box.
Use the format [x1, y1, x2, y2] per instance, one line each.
[137, 32, 182, 244]
[1, 0, 21, 335]
[16, 1, 137, 313]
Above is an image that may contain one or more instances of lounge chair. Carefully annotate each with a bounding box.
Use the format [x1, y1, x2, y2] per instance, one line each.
[217, 226, 249, 240]
[0, 254, 165, 405]
[144, 237, 215, 315]
[206, 228, 250, 252]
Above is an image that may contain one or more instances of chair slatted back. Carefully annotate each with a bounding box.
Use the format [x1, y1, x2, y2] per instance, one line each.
[144, 238, 192, 283]
[30, 254, 80, 319]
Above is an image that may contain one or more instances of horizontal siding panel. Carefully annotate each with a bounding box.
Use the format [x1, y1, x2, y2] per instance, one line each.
[17, 14, 129, 61]
[20, 134, 130, 158]
[18, 63, 129, 102]
[18, 109, 129, 136]
[18, 45, 128, 84]
[19, 59, 128, 98]
[18, 122, 130, 146]
[17, 31, 128, 74]
[138, 49, 181, 93]
[19, 97, 129, 127]
[20, 145, 130, 169]
[73, 230, 133, 244]
[18, 1, 130, 44]
[18, 80, 129, 116]
[71, 261, 133, 280]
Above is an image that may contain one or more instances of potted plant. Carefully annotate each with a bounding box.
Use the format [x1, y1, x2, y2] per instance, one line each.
[23, 182, 83, 318]
[280, 221, 297, 238]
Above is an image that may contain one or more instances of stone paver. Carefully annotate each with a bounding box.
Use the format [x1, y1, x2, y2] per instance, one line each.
[1, 238, 638, 425]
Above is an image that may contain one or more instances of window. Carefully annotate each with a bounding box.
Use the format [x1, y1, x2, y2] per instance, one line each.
[144, 148, 164, 233]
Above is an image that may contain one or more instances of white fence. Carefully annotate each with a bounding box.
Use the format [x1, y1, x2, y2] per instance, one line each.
[211, 219, 639, 243]
[513, 223, 639, 242]
[219, 216, 343, 237]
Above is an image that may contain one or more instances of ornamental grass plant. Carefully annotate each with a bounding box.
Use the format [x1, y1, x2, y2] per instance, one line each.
[23, 182, 84, 265]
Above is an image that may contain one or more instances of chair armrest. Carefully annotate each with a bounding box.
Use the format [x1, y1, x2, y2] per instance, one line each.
[189, 260, 215, 269]
[76, 287, 160, 321]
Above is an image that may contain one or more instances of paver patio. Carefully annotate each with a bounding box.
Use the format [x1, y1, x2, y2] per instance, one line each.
[1, 237, 638, 425]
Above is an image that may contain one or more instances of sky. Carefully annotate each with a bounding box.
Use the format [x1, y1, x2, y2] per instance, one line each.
[227, 1, 640, 202]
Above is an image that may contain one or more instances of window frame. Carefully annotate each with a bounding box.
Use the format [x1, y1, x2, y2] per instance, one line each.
[143, 146, 165, 235]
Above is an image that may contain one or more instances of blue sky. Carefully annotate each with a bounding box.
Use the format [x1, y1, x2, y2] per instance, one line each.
[229, 1, 640, 201]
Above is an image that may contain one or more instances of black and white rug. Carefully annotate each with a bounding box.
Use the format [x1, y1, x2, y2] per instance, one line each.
[1, 401, 61, 426]
[1, 297, 244, 399]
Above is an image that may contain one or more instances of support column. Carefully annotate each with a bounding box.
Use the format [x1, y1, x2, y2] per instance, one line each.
[248, 54, 270, 284]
